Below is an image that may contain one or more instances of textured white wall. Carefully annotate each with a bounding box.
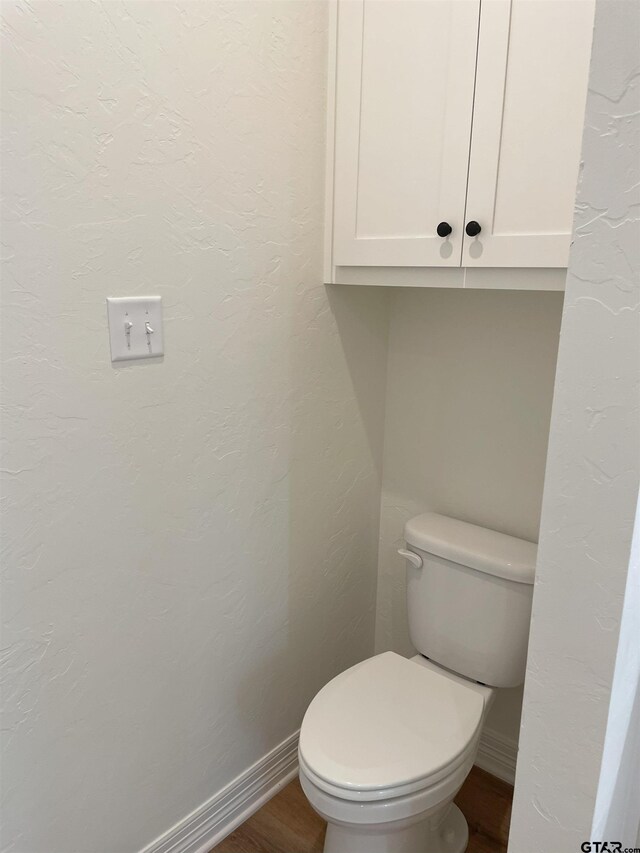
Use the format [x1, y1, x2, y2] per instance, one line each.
[0, 3, 390, 851]
[375, 287, 563, 742]
[508, 0, 640, 849]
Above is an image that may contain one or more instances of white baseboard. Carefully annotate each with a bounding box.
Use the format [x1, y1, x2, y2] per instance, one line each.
[140, 723, 515, 853]
[475, 727, 518, 785]
[140, 730, 300, 853]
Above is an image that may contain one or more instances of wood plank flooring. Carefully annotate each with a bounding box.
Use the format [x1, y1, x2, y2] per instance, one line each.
[213, 766, 513, 853]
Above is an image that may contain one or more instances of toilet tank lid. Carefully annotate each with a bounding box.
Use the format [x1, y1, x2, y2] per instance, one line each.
[404, 513, 537, 585]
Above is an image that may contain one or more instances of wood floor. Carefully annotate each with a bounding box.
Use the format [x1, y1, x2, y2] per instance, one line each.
[213, 766, 513, 853]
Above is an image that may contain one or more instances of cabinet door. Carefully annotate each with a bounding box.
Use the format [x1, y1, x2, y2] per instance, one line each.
[462, 0, 595, 268]
[332, 0, 480, 268]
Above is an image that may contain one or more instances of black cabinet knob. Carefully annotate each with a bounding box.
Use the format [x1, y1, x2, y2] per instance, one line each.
[465, 220, 482, 237]
[437, 221, 452, 238]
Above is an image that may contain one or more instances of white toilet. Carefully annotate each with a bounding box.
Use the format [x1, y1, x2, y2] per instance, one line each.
[298, 512, 536, 853]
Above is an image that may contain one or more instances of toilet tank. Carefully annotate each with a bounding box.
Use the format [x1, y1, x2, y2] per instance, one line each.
[403, 513, 537, 688]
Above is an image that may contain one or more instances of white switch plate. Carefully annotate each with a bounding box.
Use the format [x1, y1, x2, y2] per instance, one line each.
[106, 296, 164, 362]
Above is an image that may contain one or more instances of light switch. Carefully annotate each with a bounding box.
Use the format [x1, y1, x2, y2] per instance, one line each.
[106, 296, 164, 362]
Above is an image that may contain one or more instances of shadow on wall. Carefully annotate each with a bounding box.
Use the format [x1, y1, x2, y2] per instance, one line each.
[234, 284, 390, 756]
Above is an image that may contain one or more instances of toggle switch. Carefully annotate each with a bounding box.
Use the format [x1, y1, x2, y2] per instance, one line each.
[106, 296, 164, 362]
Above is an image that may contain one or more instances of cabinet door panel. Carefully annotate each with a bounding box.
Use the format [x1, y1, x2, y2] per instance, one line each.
[332, 0, 480, 268]
[463, 0, 595, 268]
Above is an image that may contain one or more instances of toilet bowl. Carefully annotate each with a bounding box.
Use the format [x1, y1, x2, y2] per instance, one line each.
[298, 512, 536, 853]
[299, 652, 493, 853]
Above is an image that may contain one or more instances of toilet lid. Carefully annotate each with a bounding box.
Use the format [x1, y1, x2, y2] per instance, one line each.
[299, 652, 484, 795]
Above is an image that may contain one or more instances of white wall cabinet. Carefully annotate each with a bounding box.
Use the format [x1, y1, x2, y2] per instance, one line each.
[326, 0, 595, 285]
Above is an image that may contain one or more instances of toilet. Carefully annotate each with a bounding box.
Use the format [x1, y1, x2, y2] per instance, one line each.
[298, 512, 536, 853]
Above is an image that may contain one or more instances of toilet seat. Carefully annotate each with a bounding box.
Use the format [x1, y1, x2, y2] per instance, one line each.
[299, 751, 476, 830]
[299, 652, 485, 803]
